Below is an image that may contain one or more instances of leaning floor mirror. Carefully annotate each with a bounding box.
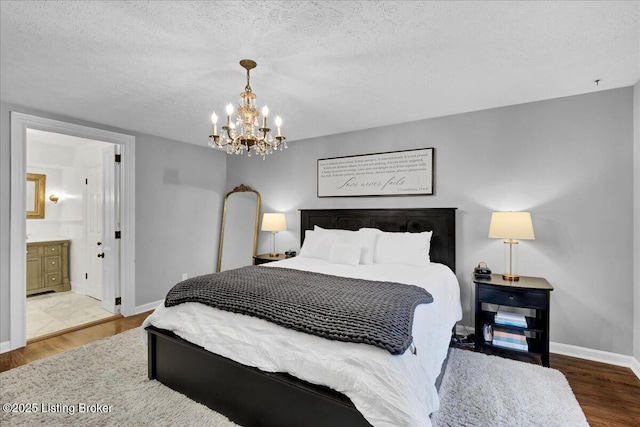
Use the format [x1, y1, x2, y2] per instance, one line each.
[217, 184, 261, 272]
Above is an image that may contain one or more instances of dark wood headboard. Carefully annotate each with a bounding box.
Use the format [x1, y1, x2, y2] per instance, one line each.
[300, 208, 456, 273]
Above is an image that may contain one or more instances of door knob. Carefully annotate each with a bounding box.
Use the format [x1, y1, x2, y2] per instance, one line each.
[97, 253, 105, 258]
[97, 242, 102, 246]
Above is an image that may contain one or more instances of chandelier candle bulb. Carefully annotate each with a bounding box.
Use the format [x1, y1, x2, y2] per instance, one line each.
[211, 112, 218, 136]
[275, 116, 282, 137]
[262, 105, 269, 129]
[226, 103, 233, 127]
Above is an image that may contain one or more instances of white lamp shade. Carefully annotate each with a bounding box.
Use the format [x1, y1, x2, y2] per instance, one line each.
[261, 213, 287, 232]
[488, 211, 535, 240]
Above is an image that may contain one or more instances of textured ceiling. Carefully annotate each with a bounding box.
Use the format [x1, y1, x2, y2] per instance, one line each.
[1, 1, 639, 146]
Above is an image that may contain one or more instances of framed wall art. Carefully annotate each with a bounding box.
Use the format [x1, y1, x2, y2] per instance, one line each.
[317, 147, 434, 197]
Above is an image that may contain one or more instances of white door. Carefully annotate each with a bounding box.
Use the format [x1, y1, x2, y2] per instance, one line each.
[85, 165, 103, 300]
[100, 145, 121, 313]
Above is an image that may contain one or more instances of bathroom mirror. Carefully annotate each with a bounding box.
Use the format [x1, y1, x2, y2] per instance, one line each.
[26, 173, 46, 219]
[217, 184, 261, 272]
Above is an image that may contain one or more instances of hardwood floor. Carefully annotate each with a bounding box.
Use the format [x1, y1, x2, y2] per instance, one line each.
[2, 314, 639, 426]
[551, 353, 640, 427]
[0, 311, 150, 372]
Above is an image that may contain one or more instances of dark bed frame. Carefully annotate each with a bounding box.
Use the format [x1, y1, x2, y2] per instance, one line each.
[147, 208, 456, 427]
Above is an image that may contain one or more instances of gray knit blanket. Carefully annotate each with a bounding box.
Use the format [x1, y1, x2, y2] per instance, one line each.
[165, 266, 433, 355]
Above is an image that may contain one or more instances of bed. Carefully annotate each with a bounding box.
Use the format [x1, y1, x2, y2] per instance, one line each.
[144, 208, 460, 427]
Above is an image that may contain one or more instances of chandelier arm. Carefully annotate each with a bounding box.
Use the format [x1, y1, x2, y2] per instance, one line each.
[211, 137, 229, 148]
[218, 126, 236, 143]
[258, 127, 270, 140]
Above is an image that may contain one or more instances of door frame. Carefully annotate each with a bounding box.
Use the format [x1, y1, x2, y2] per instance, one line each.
[9, 112, 136, 351]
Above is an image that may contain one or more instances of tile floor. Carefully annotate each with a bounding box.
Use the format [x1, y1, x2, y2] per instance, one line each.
[26, 291, 114, 340]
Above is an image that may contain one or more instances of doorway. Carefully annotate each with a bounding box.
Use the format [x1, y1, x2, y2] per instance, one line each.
[8, 112, 136, 351]
[25, 130, 115, 340]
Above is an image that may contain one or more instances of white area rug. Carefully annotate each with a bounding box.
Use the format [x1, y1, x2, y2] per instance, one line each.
[1, 328, 588, 426]
[432, 348, 589, 427]
[1, 328, 237, 426]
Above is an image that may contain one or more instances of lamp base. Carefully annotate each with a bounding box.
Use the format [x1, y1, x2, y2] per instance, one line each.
[502, 273, 520, 282]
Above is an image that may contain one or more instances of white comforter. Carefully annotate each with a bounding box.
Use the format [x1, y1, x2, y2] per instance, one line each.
[143, 257, 462, 427]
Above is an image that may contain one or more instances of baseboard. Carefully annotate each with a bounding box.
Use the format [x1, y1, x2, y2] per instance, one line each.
[135, 299, 163, 315]
[456, 323, 640, 380]
[631, 357, 640, 379]
[550, 341, 640, 380]
[1, 341, 11, 354]
[70, 281, 91, 297]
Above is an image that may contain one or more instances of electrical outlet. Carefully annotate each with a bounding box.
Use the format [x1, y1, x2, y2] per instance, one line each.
[181, 273, 188, 280]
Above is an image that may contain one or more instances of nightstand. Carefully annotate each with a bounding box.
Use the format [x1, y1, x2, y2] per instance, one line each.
[473, 274, 553, 367]
[253, 254, 288, 265]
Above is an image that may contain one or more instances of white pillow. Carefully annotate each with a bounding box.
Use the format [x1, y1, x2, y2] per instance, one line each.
[314, 226, 376, 265]
[314, 226, 355, 240]
[373, 230, 433, 266]
[299, 230, 332, 259]
[357, 228, 381, 265]
[328, 243, 362, 266]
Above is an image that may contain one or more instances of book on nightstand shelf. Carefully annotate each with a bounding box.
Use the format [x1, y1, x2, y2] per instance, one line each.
[494, 310, 527, 328]
[492, 339, 528, 351]
[491, 330, 528, 351]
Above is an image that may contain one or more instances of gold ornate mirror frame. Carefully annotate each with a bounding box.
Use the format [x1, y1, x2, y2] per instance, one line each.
[216, 184, 260, 271]
[26, 173, 46, 219]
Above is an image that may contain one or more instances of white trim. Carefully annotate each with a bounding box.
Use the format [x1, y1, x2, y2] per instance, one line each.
[455, 323, 640, 380]
[0, 341, 11, 354]
[9, 112, 27, 352]
[550, 341, 640, 380]
[135, 299, 163, 315]
[118, 141, 136, 317]
[632, 357, 640, 380]
[633, 81, 640, 372]
[9, 112, 136, 351]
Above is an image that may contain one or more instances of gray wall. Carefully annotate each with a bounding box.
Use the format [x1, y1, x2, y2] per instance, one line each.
[135, 135, 226, 305]
[228, 88, 635, 356]
[2, 88, 636, 357]
[0, 101, 227, 344]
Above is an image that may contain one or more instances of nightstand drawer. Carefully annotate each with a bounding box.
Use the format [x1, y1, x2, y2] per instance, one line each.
[478, 286, 547, 309]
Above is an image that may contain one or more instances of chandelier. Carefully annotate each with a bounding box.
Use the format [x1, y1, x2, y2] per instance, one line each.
[208, 59, 286, 158]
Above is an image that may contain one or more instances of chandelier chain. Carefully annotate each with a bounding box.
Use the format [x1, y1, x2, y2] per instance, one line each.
[245, 68, 252, 93]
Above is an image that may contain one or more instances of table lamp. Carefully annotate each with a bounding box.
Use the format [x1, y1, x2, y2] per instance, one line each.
[261, 213, 287, 257]
[488, 211, 535, 281]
